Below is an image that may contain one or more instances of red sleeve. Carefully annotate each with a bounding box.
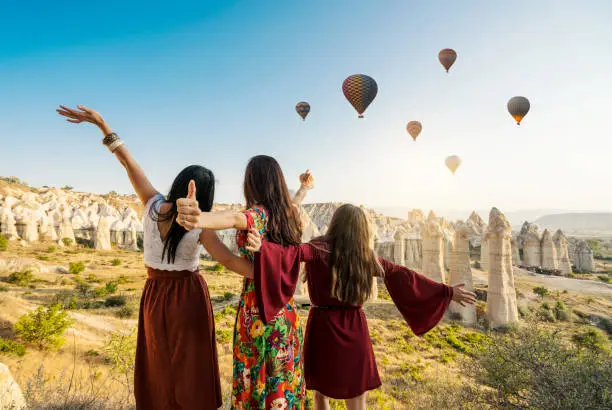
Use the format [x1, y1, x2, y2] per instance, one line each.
[380, 258, 453, 335]
[253, 241, 303, 324]
[299, 243, 316, 263]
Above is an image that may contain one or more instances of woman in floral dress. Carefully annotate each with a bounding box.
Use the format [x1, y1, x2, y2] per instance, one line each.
[176, 155, 313, 409]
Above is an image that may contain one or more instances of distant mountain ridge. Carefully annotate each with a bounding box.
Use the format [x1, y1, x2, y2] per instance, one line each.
[535, 213, 612, 234]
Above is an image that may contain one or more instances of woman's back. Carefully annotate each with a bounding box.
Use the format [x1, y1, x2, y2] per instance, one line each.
[143, 194, 202, 271]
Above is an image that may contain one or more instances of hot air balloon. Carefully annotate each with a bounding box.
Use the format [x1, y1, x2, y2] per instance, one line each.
[445, 155, 461, 175]
[342, 74, 378, 118]
[438, 48, 457, 73]
[507, 96, 530, 125]
[406, 121, 422, 141]
[295, 101, 310, 121]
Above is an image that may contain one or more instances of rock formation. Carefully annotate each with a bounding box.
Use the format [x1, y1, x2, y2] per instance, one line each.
[511, 236, 520, 265]
[480, 230, 489, 271]
[522, 232, 541, 267]
[448, 222, 476, 325]
[574, 240, 594, 272]
[0, 362, 26, 410]
[553, 230, 572, 275]
[58, 216, 75, 243]
[540, 229, 558, 270]
[465, 211, 486, 248]
[94, 216, 112, 250]
[421, 215, 445, 283]
[485, 208, 519, 328]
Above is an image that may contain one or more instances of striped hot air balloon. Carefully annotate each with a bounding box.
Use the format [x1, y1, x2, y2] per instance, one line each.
[296, 101, 310, 121]
[438, 48, 457, 73]
[342, 74, 378, 118]
[406, 121, 422, 141]
[507, 96, 530, 125]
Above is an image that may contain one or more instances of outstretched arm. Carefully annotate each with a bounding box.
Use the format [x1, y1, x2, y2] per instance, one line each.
[56, 105, 158, 206]
[176, 180, 249, 231]
[200, 229, 260, 279]
[292, 170, 314, 206]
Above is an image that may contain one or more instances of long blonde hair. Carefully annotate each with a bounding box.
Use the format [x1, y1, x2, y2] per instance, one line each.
[325, 204, 384, 305]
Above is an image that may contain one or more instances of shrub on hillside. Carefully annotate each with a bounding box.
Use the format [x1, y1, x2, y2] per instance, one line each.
[62, 237, 73, 246]
[0, 233, 8, 251]
[572, 328, 609, 354]
[0, 337, 26, 357]
[473, 322, 612, 409]
[554, 300, 571, 321]
[105, 295, 127, 307]
[533, 286, 549, 299]
[7, 270, 34, 286]
[116, 306, 134, 319]
[13, 303, 72, 349]
[105, 281, 118, 294]
[103, 328, 137, 375]
[111, 258, 121, 266]
[69, 261, 85, 275]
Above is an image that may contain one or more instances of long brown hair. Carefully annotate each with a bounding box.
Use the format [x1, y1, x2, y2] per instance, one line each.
[243, 155, 301, 246]
[325, 204, 384, 305]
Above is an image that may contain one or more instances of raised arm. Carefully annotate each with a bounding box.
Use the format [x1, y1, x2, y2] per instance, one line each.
[292, 170, 314, 206]
[56, 105, 158, 206]
[199, 229, 260, 279]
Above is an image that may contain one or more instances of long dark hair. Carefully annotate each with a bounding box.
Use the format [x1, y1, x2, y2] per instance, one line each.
[326, 204, 383, 305]
[149, 165, 215, 263]
[243, 155, 301, 246]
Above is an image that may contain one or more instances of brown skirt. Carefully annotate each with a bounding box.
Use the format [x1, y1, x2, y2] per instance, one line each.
[134, 267, 222, 409]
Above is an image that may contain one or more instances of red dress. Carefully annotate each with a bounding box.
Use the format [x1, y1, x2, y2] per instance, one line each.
[253, 239, 453, 400]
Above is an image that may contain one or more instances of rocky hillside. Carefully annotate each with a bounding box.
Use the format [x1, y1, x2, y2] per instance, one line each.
[535, 213, 612, 235]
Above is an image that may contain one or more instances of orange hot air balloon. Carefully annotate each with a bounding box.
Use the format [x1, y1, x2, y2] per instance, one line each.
[406, 121, 422, 141]
[438, 48, 457, 73]
[445, 155, 461, 175]
[507, 96, 530, 125]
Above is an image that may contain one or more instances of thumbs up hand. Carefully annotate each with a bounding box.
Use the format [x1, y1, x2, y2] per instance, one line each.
[177, 180, 202, 231]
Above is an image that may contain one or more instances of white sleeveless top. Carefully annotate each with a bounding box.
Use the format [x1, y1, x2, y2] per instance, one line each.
[143, 194, 203, 271]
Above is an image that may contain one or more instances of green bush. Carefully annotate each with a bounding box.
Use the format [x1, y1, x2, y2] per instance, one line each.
[103, 328, 136, 375]
[597, 275, 611, 284]
[105, 295, 127, 307]
[69, 262, 85, 275]
[13, 303, 72, 350]
[7, 270, 34, 286]
[110, 258, 121, 266]
[46, 246, 57, 253]
[208, 263, 224, 272]
[115, 306, 134, 319]
[116, 275, 129, 285]
[533, 286, 549, 299]
[37, 255, 49, 261]
[554, 300, 571, 321]
[572, 328, 609, 354]
[105, 281, 118, 294]
[75, 282, 93, 298]
[54, 290, 79, 310]
[474, 322, 612, 409]
[62, 237, 73, 247]
[0, 285, 8, 292]
[0, 338, 26, 357]
[0, 234, 8, 251]
[216, 329, 233, 344]
[93, 287, 109, 299]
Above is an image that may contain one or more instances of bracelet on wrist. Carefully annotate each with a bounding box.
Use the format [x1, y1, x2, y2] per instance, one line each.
[102, 132, 124, 153]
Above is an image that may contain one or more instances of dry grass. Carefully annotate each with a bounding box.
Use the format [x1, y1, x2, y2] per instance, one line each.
[1, 239, 610, 409]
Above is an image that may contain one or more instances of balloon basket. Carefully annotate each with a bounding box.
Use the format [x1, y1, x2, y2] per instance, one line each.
[358, 115, 364, 119]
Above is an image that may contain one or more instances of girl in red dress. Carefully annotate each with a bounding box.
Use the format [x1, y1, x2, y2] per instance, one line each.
[248, 204, 476, 410]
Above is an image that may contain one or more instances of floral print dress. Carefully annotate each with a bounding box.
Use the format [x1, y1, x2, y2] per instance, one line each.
[232, 206, 309, 409]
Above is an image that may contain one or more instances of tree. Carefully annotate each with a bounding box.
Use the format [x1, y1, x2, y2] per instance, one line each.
[533, 286, 549, 300]
[14, 304, 72, 349]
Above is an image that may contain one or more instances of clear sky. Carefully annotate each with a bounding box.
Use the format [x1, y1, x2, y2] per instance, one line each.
[1, 0, 611, 213]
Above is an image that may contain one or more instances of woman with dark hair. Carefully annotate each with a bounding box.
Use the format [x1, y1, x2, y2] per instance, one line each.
[176, 155, 314, 409]
[56, 105, 259, 410]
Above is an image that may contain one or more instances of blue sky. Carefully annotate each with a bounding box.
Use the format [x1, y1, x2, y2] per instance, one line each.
[1, 0, 611, 213]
